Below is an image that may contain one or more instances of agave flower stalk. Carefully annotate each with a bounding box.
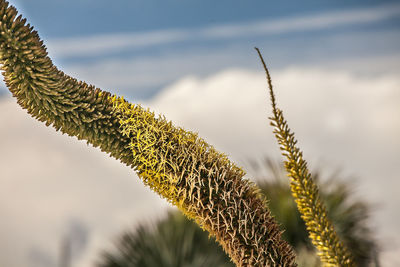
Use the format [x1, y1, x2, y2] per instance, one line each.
[0, 1, 297, 266]
[255, 48, 355, 266]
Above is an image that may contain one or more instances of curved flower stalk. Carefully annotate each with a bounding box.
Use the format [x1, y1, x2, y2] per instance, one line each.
[0, 1, 297, 266]
[255, 48, 355, 266]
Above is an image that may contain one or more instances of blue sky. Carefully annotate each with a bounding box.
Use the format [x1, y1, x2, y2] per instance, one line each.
[1, 1, 400, 267]
[10, 0, 400, 37]
[2, 0, 400, 99]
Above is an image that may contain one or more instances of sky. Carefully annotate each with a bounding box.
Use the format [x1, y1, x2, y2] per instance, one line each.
[0, 0, 400, 266]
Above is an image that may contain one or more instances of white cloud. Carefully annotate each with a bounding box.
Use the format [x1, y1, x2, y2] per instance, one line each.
[145, 67, 400, 159]
[1, 66, 400, 266]
[58, 39, 400, 102]
[47, 29, 188, 58]
[46, 3, 400, 57]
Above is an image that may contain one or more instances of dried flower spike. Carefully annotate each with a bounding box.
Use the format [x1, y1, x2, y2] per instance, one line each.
[255, 47, 355, 266]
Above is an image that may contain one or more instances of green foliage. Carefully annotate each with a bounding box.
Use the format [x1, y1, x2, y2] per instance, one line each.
[257, 160, 379, 266]
[256, 48, 355, 266]
[98, 212, 234, 267]
[98, 161, 379, 267]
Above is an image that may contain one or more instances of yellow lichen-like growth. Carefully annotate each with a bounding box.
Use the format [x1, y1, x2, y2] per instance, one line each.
[0, 1, 297, 266]
[255, 48, 355, 266]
